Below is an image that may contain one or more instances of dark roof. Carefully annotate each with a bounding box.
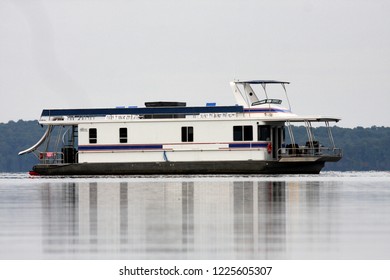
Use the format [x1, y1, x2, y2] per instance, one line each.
[40, 106, 244, 118]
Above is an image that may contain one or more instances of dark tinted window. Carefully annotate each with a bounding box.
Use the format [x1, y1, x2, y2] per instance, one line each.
[119, 128, 127, 143]
[258, 125, 271, 141]
[181, 127, 194, 142]
[244, 126, 253, 141]
[233, 126, 243, 141]
[187, 127, 193, 142]
[89, 128, 97, 144]
[233, 126, 253, 141]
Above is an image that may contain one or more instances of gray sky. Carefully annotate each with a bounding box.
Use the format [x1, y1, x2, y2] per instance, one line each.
[1, 0, 389, 128]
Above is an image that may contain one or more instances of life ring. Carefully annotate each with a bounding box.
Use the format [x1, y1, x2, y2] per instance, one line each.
[267, 143, 272, 154]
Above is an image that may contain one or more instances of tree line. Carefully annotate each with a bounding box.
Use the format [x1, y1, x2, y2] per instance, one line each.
[0, 120, 389, 172]
[289, 125, 390, 171]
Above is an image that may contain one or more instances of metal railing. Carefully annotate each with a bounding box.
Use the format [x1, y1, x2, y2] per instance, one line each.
[278, 146, 342, 158]
[38, 152, 64, 164]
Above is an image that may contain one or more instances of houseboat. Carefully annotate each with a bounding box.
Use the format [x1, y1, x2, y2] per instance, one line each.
[19, 80, 342, 175]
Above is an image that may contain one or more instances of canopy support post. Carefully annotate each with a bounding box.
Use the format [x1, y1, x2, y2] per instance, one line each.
[326, 121, 336, 149]
[304, 120, 315, 154]
[286, 121, 295, 146]
[282, 83, 291, 111]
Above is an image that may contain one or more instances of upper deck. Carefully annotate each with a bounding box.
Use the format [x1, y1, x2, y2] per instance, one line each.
[230, 80, 291, 109]
[39, 106, 340, 126]
[38, 79, 340, 125]
[39, 105, 245, 124]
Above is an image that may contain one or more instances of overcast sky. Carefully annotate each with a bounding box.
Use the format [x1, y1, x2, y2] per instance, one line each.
[1, 0, 389, 127]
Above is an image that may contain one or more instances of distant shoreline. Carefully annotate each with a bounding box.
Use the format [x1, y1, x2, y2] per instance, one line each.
[1, 120, 389, 172]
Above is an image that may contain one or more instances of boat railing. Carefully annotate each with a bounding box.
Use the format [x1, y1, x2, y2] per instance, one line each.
[38, 152, 64, 164]
[278, 146, 342, 159]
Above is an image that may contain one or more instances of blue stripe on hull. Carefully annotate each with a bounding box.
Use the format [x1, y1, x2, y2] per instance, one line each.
[78, 142, 269, 151]
[228, 143, 268, 148]
[79, 144, 163, 151]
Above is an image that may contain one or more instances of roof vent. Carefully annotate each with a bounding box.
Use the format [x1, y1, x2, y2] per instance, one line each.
[145, 101, 186, 107]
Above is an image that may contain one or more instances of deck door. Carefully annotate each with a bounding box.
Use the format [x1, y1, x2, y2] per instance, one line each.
[271, 126, 283, 159]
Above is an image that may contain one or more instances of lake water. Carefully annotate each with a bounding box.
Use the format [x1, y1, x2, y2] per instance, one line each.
[0, 172, 389, 260]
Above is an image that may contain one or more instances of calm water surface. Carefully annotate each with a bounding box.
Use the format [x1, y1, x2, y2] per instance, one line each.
[0, 172, 389, 259]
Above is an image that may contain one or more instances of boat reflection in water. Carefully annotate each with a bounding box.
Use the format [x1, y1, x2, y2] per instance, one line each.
[39, 180, 290, 259]
[3, 173, 390, 259]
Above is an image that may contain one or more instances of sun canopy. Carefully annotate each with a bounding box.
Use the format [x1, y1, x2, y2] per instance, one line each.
[257, 115, 341, 122]
[234, 80, 290, 84]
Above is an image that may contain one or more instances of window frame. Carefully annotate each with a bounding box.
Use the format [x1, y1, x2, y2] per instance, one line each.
[233, 126, 243, 141]
[181, 126, 194, 142]
[89, 128, 97, 144]
[258, 125, 271, 141]
[233, 125, 253, 141]
[119, 127, 128, 143]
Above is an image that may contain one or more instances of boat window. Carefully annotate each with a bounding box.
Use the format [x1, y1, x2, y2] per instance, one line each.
[181, 126, 194, 142]
[252, 99, 282, 106]
[244, 126, 253, 141]
[233, 126, 253, 141]
[233, 126, 242, 141]
[258, 125, 271, 141]
[89, 128, 97, 144]
[119, 128, 127, 143]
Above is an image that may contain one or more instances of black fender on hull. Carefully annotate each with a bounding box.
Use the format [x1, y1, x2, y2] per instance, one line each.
[32, 160, 325, 176]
